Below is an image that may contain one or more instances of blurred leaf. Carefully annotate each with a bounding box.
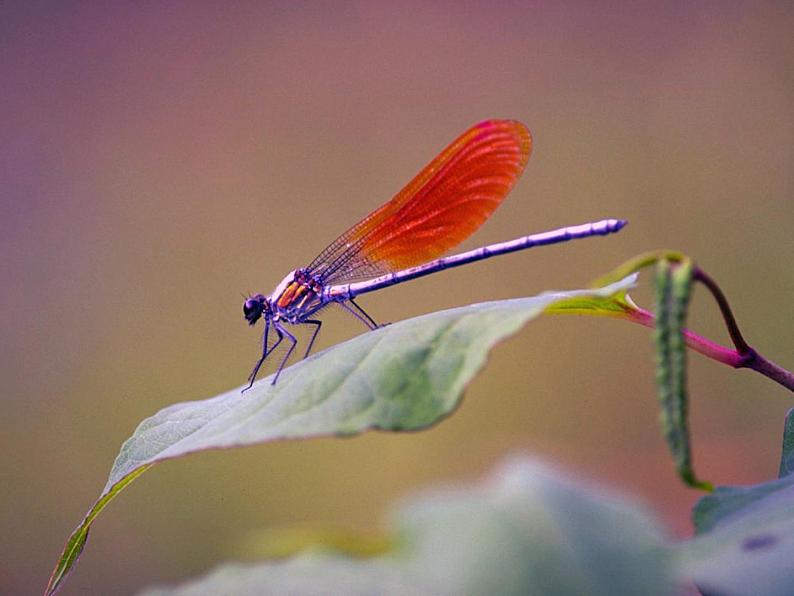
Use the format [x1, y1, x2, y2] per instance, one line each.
[233, 524, 394, 560]
[681, 408, 794, 595]
[46, 276, 636, 595]
[138, 457, 673, 596]
[692, 476, 794, 535]
[693, 408, 794, 534]
[653, 258, 711, 491]
[140, 557, 433, 596]
[684, 492, 794, 596]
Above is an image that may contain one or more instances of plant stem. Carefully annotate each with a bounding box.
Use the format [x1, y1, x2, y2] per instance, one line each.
[628, 308, 794, 393]
[692, 267, 751, 354]
[742, 347, 794, 392]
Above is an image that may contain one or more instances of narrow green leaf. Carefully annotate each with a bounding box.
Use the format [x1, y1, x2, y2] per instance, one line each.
[653, 259, 710, 490]
[778, 408, 794, 478]
[670, 260, 710, 490]
[138, 457, 673, 596]
[45, 277, 636, 595]
[45, 464, 152, 594]
[589, 250, 686, 289]
[653, 262, 676, 467]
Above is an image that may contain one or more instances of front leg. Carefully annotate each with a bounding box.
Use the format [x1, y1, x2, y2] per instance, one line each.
[271, 323, 298, 385]
[244, 321, 283, 393]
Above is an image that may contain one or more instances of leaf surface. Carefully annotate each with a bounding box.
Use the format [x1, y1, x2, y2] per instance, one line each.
[46, 276, 636, 594]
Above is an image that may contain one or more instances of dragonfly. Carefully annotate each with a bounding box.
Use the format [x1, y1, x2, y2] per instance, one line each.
[242, 119, 626, 389]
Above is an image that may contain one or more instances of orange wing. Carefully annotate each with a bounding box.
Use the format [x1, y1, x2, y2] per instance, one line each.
[307, 120, 532, 283]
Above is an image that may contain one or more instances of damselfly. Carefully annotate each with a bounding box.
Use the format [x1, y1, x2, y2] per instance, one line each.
[243, 120, 626, 388]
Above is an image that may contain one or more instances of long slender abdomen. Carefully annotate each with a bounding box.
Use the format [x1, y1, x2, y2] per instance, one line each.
[328, 219, 627, 299]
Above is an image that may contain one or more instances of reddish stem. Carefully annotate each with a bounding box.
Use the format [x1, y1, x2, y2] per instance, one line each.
[629, 308, 743, 366]
[626, 308, 794, 393]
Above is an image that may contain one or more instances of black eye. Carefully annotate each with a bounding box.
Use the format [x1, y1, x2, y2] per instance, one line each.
[243, 299, 259, 316]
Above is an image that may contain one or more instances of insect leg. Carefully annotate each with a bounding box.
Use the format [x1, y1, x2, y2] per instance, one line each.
[243, 320, 283, 393]
[302, 319, 322, 359]
[271, 324, 298, 385]
[340, 298, 381, 330]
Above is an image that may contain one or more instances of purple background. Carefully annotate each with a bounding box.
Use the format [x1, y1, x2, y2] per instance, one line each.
[2, 2, 793, 594]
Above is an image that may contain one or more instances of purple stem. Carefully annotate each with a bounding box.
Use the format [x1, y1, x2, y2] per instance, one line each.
[692, 267, 751, 354]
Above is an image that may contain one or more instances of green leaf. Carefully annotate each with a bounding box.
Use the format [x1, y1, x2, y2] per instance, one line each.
[693, 408, 794, 534]
[542, 286, 636, 318]
[653, 259, 710, 490]
[138, 457, 673, 596]
[588, 250, 685, 289]
[680, 409, 794, 595]
[683, 481, 794, 595]
[779, 408, 794, 478]
[46, 276, 637, 595]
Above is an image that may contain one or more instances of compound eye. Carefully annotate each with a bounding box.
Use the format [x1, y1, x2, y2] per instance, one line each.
[243, 299, 257, 316]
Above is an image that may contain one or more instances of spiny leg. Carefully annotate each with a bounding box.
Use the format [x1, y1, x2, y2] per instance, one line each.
[350, 297, 381, 328]
[340, 298, 382, 330]
[244, 322, 282, 392]
[302, 319, 322, 359]
[271, 324, 298, 385]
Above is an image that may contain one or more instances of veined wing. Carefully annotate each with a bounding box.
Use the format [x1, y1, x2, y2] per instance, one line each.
[306, 119, 532, 284]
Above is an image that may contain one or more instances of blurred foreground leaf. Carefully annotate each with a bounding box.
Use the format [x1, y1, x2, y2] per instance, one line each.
[46, 276, 636, 595]
[233, 524, 394, 561]
[138, 419, 794, 596]
[138, 457, 673, 596]
[681, 409, 794, 595]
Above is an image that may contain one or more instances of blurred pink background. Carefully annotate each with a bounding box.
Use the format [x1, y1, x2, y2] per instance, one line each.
[2, 2, 793, 594]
